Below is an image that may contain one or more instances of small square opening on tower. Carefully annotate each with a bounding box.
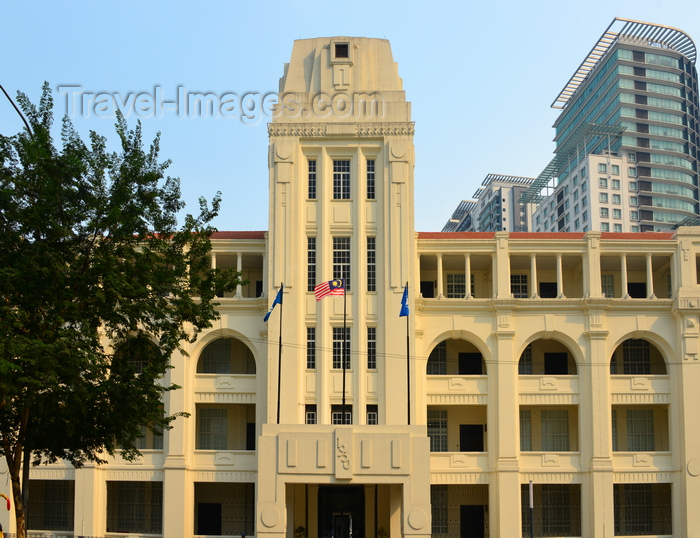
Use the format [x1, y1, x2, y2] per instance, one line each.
[335, 43, 349, 59]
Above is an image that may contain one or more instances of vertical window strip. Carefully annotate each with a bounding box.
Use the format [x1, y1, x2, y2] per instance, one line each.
[366, 159, 375, 199]
[627, 409, 655, 451]
[519, 344, 533, 375]
[306, 327, 316, 369]
[333, 237, 351, 291]
[541, 409, 570, 451]
[308, 160, 316, 199]
[427, 341, 447, 375]
[367, 237, 376, 291]
[332, 327, 351, 369]
[367, 327, 377, 369]
[520, 410, 532, 451]
[612, 409, 618, 451]
[366, 404, 378, 425]
[431, 485, 448, 535]
[446, 274, 465, 298]
[198, 408, 228, 450]
[427, 409, 448, 452]
[511, 274, 528, 298]
[602, 274, 615, 298]
[333, 160, 351, 199]
[307, 237, 316, 292]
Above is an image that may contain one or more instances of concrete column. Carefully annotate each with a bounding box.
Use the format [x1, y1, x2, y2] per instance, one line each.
[235, 252, 244, 298]
[262, 252, 267, 298]
[530, 253, 538, 298]
[585, 232, 602, 298]
[646, 253, 656, 298]
[581, 330, 614, 537]
[556, 254, 565, 298]
[464, 254, 472, 298]
[211, 252, 217, 269]
[162, 468, 192, 538]
[620, 254, 629, 298]
[388, 484, 402, 538]
[73, 465, 106, 537]
[489, 330, 520, 537]
[436, 254, 444, 299]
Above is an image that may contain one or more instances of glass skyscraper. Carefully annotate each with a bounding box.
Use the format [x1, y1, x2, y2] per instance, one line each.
[528, 18, 699, 232]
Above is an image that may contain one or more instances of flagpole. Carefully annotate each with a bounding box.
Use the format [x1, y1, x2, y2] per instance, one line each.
[405, 282, 410, 425]
[342, 278, 347, 424]
[276, 283, 283, 424]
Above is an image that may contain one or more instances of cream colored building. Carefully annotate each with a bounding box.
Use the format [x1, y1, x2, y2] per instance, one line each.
[3, 36, 700, 538]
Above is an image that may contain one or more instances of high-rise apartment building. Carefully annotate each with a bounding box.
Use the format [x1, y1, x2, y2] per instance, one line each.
[443, 174, 536, 233]
[528, 18, 699, 233]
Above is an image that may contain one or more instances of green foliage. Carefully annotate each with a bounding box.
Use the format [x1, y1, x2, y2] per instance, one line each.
[0, 82, 240, 471]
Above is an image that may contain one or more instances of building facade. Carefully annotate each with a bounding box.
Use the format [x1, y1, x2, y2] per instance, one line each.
[528, 18, 700, 233]
[3, 35, 700, 538]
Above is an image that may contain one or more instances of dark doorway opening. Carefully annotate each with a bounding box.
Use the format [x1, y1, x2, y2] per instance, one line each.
[460, 425, 484, 452]
[459, 353, 483, 375]
[544, 352, 568, 375]
[197, 503, 222, 535]
[318, 485, 365, 538]
[460, 505, 486, 538]
[628, 282, 647, 298]
[420, 281, 435, 298]
[539, 282, 557, 298]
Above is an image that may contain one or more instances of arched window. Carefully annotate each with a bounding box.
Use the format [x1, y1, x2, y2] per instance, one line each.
[197, 338, 256, 374]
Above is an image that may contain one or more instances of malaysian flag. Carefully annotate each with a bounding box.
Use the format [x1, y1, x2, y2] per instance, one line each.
[314, 279, 344, 301]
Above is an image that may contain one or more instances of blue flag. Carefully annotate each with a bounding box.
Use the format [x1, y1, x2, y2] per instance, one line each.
[263, 285, 283, 322]
[399, 285, 409, 317]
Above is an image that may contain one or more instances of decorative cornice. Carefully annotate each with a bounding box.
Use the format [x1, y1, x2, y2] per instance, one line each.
[268, 122, 415, 137]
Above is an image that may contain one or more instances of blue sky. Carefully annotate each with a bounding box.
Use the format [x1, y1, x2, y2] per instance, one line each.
[2, 0, 698, 232]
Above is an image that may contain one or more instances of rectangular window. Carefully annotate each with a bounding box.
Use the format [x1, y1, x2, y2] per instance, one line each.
[613, 194, 621, 204]
[614, 223, 622, 232]
[583, 210, 588, 222]
[427, 409, 448, 452]
[366, 404, 378, 425]
[601, 222, 610, 232]
[599, 163, 608, 173]
[333, 237, 351, 291]
[612, 410, 618, 451]
[107, 481, 163, 534]
[574, 204, 579, 214]
[367, 327, 377, 369]
[630, 210, 639, 220]
[631, 225, 639, 232]
[511, 274, 528, 298]
[331, 405, 352, 425]
[541, 410, 570, 451]
[612, 179, 621, 189]
[306, 327, 316, 369]
[367, 237, 376, 292]
[520, 409, 532, 450]
[447, 274, 466, 298]
[629, 181, 638, 191]
[197, 408, 227, 450]
[612, 164, 620, 175]
[332, 327, 351, 369]
[628, 167, 637, 177]
[307, 237, 316, 292]
[333, 160, 350, 199]
[582, 195, 587, 207]
[623, 339, 651, 374]
[28, 480, 75, 531]
[601, 207, 609, 218]
[602, 274, 614, 298]
[600, 192, 609, 203]
[308, 160, 317, 199]
[366, 159, 375, 200]
[599, 177, 608, 188]
[614, 484, 672, 536]
[581, 181, 587, 192]
[630, 196, 639, 206]
[613, 209, 622, 219]
[628, 153, 637, 163]
[627, 410, 655, 451]
[305, 404, 317, 424]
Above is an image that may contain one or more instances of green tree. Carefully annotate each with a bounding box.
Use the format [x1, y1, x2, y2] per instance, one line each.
[0, 83, 240, 538]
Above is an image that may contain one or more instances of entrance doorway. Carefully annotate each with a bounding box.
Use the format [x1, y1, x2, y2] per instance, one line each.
[318, 485, 365, 538]
[460, 505, 486, 538]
